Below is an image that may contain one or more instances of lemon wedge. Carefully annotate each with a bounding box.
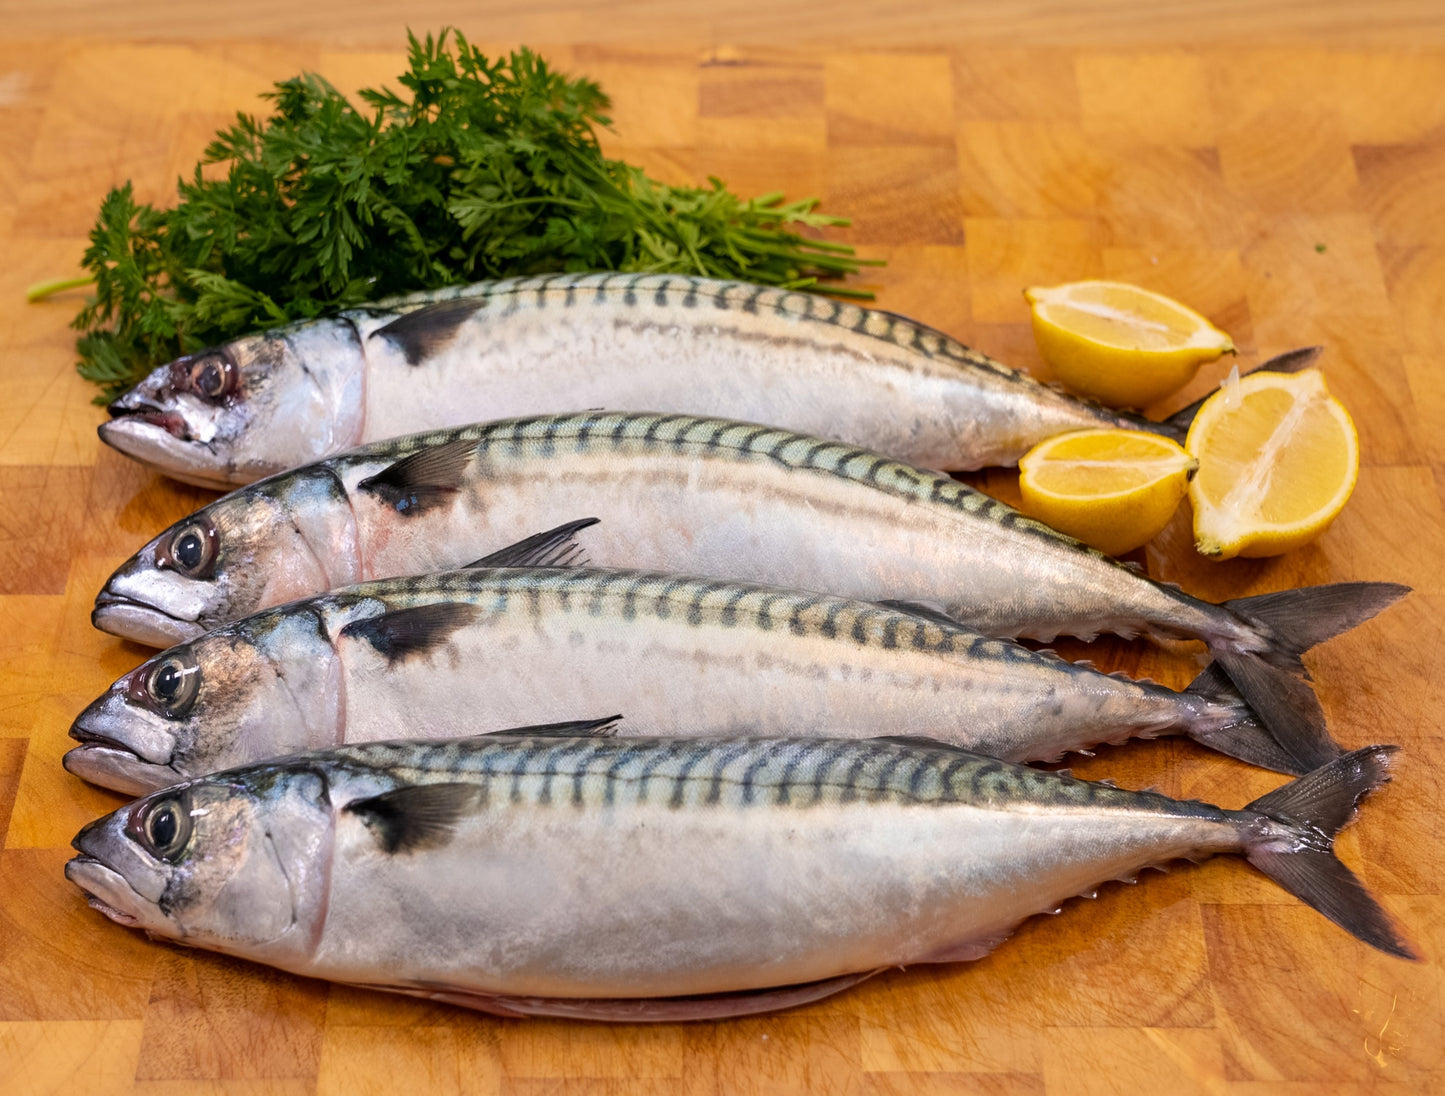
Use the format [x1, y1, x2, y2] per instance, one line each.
[1186, 368, 1359, 560]
[1024, 281, 1235, 408]
[1017, 429, 1197, 556]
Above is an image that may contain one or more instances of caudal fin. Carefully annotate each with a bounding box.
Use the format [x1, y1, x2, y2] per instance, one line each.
[1244, 745, 1417, 960]
[1212, 582, 1410, 771]
[1181, 664, 1307, 775]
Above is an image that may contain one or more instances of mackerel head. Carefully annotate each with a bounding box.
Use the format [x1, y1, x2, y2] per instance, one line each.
[100, 316, 366, 489]
[65, 610, 344, 795]
[92, 465, 363, 647]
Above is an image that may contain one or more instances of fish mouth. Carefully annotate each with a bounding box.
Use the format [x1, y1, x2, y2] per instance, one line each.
[107, 400, 190, 439]
[64, 855, 142, 927]
[97, 418, 235, 490]
[92, 590, 202, 648]
[65, 716, 178, 796]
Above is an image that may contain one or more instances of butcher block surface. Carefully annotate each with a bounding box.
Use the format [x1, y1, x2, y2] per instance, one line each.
[1, 14, 1444, 1096]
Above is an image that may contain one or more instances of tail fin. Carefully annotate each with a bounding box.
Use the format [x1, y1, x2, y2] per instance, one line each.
[1181, 664, 1306, 775]
[1162, 347, 1323, 435]
[1225, 582, 1410, 661]
[1243, 745, 1417, 960]
[1212, 582, 1410, 772]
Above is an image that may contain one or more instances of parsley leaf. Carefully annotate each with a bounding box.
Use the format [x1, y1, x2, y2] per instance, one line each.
[67, 30, 878, 400]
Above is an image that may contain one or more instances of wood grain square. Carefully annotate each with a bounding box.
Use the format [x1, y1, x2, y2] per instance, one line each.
[1203, 902, 1436, 1084]
[1218, 112, 1360, 216]
[0, 337, 105, 468]
[1355, 734, 1445, 897]
[1241, 214, 1392, 345]
[824, 147, 964, 244]
[699, 55, 823, 119]
[0, 1018, 144, 1096]
[951, 48, 1080, 122]
[0, 595, 66, 737]
[1093, 143, 1246, 248]
[964, 218, 1103, 323]
[1206, 48, 1342, 134]
[861, 1073, 1044, 1096]
[696, 54, 826, 154]
[570, 47, 699, 149]
[1380, 246, 1445, 352]
[0, 465, 91, 595]
[7, 734, 129, 850]
[856, 972, 1042, 1074]
[956, 121, 1102, 218]
[76, 448, 219, 561]
[824, 53, 954, 146]
[696, 56, 826, 153]
[132, 1081, 316, 1096]
[135, 951, 328, 1082]
[0, 847, 157, 1020]
[0, 737, 25, 847]
[497, 1019, 688, 1079]
[1331, 52, 1445, 143]
[316, 1024, 499, 1096]
[1077, 52, 1217, 146]
[1041, 1027, 1224, 1096]
[1354, 142, 1445, 246]
[1404, 353, 1445, 462]
[702, 1015, 862, 1095]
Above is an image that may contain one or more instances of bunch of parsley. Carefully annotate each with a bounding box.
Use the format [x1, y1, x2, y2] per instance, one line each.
[65, 30, 876, 400]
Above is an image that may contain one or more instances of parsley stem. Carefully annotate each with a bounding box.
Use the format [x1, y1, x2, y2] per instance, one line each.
[27, 275, 96, 303]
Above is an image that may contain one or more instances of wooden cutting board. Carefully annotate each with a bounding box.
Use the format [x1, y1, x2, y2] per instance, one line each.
[1, 34, 1443, 1095]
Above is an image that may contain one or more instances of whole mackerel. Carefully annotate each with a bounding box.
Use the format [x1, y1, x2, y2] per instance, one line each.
[93, 412, 1407, 769]
[66, 566, 1299, 796]
[101, 272, 1247, 489]
[66, 729, 1415, 1021]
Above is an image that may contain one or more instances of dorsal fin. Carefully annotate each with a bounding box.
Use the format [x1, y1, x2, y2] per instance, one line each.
[358, 438, 477, 516]
[346, 783, 483, 854]
[339, 602, 481, 666]
[873, 599, 963, 629]
[467, 518, 600, 569]
[485, 715, 622, 739]
[371, 296, 486, 365]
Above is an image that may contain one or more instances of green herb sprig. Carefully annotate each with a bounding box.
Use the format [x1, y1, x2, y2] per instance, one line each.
[59, 30, 878, 400]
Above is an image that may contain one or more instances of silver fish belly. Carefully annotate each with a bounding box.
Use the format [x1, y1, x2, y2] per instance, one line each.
[100, 273, 1172, 488]
[64, 735, 1414, 1019]
[67, 567, 1294, 796]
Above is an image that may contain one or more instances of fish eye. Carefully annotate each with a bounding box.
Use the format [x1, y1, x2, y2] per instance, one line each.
[137, 794, 193, 862]
[142, 651, 201, 718]
[187, 352, 237, 401]
[159, 518, 218, 578]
